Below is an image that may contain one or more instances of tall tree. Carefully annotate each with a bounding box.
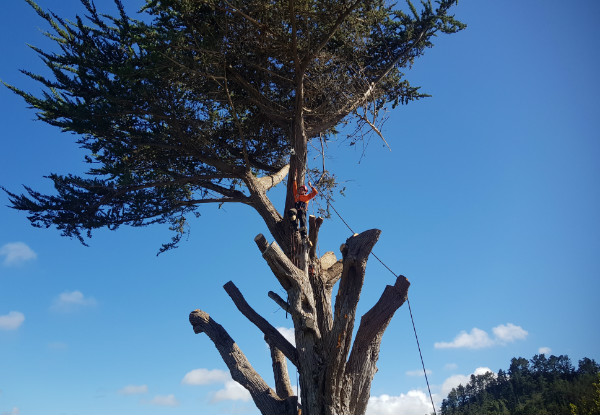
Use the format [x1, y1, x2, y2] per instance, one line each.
[2, 0, 464, 414]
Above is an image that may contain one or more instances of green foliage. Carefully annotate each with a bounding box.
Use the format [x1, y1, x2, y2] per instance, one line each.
[440, 354, 600, 415]
[3, 0, 464, 249]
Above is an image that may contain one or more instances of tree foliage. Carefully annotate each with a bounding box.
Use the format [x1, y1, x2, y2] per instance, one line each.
[3, 1, 465, 414]
[441, 354, 600, 415]
[3, 0, 464, 252]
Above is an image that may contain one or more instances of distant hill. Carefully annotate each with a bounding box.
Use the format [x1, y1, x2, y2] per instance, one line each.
[440, 354, 600, 415]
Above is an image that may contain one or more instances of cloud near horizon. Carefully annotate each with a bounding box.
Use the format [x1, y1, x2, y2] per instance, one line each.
[0, 242, 36, 266]
[441, 367, 494, 397]
[182, 368, 251, 402]
[181, 368, 229, 385]
[0, 311, 25, 330]
[212, 381, 252, 403]
[435, 323, 528, 349]
[366, 390, 432, 415]
[150, 394, 179, 406]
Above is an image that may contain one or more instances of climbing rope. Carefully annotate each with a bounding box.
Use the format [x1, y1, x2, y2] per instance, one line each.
[326, 199, 438, 415]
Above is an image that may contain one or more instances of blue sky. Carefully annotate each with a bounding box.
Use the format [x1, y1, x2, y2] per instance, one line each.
[1, 1, 599, 414]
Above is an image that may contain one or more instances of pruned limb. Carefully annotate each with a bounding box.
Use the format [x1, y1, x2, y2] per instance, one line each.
[320, 251, 343, 288]
[351, 275, 410, 351]
[224, 281, 299, 367]
[266, 336, 295, 399]
[343, 275, 410, 414]
[189, 309, 295, 415]
[268, 291, 291, 314]
[254, 234, 305, 290]
[256, 164, 290, 191]
[325, 229, 381, 405]
[308, 215, 323, 259]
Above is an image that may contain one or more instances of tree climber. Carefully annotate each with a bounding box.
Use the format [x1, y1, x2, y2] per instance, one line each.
[288, 172, 318, 242]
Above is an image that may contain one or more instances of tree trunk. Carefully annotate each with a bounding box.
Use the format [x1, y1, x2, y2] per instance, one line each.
[190, 220, 410, 415]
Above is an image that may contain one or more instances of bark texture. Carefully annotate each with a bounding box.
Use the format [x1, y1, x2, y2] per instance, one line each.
[190, 218, 410, 415]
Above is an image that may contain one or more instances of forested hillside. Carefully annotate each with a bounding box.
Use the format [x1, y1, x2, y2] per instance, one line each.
[440, 354, 600, 415]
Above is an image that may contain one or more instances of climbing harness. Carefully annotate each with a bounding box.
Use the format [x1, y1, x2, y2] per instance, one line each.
[326, 199, 438, 415]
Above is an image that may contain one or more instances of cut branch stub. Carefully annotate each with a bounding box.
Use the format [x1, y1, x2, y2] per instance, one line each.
[254, 233, 305, 290]
[308, 215, 323, 259]
[266, 336, 295, 400]
[343, 274, 411, 414]
[325, 229, 381, 407]
[268, 290, 291, 314]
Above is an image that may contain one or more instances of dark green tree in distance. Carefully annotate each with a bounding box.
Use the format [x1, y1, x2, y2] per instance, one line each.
[2, 0, 464, 414]
[440, 354, 600, 415]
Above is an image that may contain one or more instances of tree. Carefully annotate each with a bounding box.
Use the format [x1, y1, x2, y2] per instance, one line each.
[440, 354, 600, 415]
[2, 0, 464, 414]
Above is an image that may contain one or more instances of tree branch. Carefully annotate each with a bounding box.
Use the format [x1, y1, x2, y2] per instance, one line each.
[266, 337, 295, 400]
[308, 215, 323, 259]
[189, 309, 295, 414]
[305, 30, 428, 138]
[343, 275, 410, 414]
[299, 0, 363, 72]
[254, 234, 305, 291]
[224, 281, 299, 367]
[256, 164, 290, 191]
[325, 229, 381, 403]
[268, 290, 291, 314]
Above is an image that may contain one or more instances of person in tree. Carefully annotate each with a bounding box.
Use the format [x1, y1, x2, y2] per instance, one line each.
[288, 172, 318, 241]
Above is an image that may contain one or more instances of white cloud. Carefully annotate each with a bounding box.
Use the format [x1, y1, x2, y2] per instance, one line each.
[277, 327, 295, 346]
[51, 290, 97, 311]
[492, 323, 528, 344]
[441, 367, 494, 397]
[539, 346, 552, 354]
[0, 311, 25, 330]
[150, 394, 179, 406]
[118, 384, 148, 395]
[182, 368, 252, 403]
[212, 380, 251, 402]
[1, 407, 20, 415]
[444, 363, 458, 371]
[435, 328, 494, 349]
[0, 242, 36, 266]
[405, 369, 433, 377]
[435, 323, 528, 349]
[182, 368, 230, 385]
[366, 390, 432, 415]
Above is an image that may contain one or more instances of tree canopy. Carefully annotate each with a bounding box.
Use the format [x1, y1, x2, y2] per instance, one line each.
[3, 1, 465, 414]
[3, 0, 464, 252]
[441, 354, 600, 415]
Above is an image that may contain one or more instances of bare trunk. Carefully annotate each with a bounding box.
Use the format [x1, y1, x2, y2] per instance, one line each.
[190, 217, 410, 415]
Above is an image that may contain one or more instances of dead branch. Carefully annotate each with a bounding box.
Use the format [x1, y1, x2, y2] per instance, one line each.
[189, 309, 295, 414]
[224, 281, 299, 367]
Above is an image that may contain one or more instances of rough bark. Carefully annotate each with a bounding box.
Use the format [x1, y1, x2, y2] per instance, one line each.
[189, 309, 296, 415]
[190, 226, 408, 415]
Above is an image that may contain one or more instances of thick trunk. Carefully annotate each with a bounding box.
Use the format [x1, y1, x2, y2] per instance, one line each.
[190, 222, 410, 415]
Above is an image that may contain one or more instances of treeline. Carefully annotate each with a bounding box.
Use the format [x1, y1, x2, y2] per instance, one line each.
[440, 354, 600, 415]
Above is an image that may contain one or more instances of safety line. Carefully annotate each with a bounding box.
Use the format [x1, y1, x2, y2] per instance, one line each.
[326, 199, 437, 415]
